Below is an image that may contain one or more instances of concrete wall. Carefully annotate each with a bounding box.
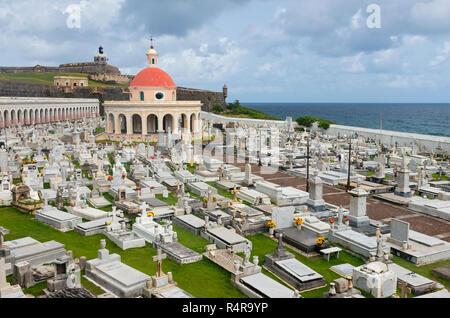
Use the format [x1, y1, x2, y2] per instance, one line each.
[327, 124, 450, 152]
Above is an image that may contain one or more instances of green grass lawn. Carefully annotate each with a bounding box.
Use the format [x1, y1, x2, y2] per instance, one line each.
[155, 192, 179, 206]
[0, 72, 127, 87]
[0, 207, 245, 298]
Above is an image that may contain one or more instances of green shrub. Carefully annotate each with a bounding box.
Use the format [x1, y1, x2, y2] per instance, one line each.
[212, 104, 224, 113]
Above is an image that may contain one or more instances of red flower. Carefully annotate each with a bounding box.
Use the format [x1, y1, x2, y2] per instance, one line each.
[329, 218, 335, 223]
[136, 187, 142, 191]
[108, 176, 113, 180]
[161, 156, 166, 159]
[345, 217, 349, 221]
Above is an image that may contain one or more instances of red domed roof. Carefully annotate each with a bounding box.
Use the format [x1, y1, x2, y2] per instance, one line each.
[130, 67, 176, 88]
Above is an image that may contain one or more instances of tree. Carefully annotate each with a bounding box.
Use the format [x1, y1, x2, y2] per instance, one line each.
[212, 104, 224, 113]
[318, 122, 330, 130]
[296, 116, 316, 128]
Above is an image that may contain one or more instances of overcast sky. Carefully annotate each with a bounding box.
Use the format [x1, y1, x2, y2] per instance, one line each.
[1, 0, 450, 103]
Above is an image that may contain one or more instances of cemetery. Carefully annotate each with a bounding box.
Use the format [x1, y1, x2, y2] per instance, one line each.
[0, 89, 449, 301]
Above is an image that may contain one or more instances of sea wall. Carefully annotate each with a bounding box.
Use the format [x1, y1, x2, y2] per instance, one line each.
[327, 124, 450, 152]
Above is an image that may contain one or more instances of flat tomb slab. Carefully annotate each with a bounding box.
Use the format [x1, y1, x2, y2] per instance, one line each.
[96, 261, 149, 287]
[330, 263, 355, 278]
[239, 273, 294, 298]
[275, 258, 324, 282]
[160, 242, 202, 264]
[175, 214, 205, 229]
[387, 263, 436, 295]
[409, 230, 445, 247]
[159, 287, 194, 298]
[207, 227, 247, 245]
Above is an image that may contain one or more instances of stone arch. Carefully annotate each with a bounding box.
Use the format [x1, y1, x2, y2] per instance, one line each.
[118, 114, 127, 134]
[40, 109, 44, 123]
[163, 114, 173, 133]
[147, 114, 158, 133]
[108, 113, 115, 133]
[29, 109, 34, 124]
[132, 114, 142, 134]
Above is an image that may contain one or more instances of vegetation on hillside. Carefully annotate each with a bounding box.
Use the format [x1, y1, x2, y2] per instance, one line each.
[295, 115, 335, 130]
[0, 72, 127, 87]
[212, 100, 281, 121]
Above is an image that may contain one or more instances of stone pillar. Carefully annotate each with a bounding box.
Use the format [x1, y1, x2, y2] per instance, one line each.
[141, 114, 148, 136]
[348, 185, 370, 227]
[172, 114, 179, 135]
[306, 170, 326, 211]
[395, 156, 412, 197]
[114, 115, 120, 135]
[157, 114, 164, 133]
[126, 114, 133, 135]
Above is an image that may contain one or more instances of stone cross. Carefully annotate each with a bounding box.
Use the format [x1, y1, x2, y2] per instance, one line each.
[152, 248, 167, 278]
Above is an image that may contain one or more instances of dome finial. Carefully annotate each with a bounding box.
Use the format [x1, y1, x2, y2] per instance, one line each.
[150, 36, 154, 49]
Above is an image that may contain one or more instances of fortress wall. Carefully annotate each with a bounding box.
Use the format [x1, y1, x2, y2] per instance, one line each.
[176, 87, 226, 112]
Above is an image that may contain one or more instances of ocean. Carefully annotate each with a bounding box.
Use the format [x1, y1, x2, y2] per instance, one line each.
[242, 103, 450, 138]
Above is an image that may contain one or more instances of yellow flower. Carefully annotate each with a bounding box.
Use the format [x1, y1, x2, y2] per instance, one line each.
[267, 221, 276, 228]
[316, 237, 326, 245]
[68, 155, 72, 158]
[147, 211, 155, 216]
[294, 218, 303, 226]
[105, 221, 111, 225]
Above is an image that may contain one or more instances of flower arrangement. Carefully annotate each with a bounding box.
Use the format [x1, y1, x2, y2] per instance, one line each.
[150, 155, 155, 159]
[212, 196, 217, 201]
[68, 155, 72, 158]
[294, 218, 303, 226]
[105, 221, 112, 225]
[344, 217, 349, 222]
[136, 187, 142, 191]
[203, 198, 208, 202]
[329, 218, 335, 224]
[108, 176, 113, 181]
[316, 237, 326, 246]
[147, 211, 155, 216]
[266, 220, 276, 228]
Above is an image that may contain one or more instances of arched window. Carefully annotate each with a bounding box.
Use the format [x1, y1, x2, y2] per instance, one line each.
[152, 58, 155, 65]
[140, 91, 144, 101]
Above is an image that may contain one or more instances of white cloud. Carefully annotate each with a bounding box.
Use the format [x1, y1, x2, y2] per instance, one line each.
[429, 42, 450, 66]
